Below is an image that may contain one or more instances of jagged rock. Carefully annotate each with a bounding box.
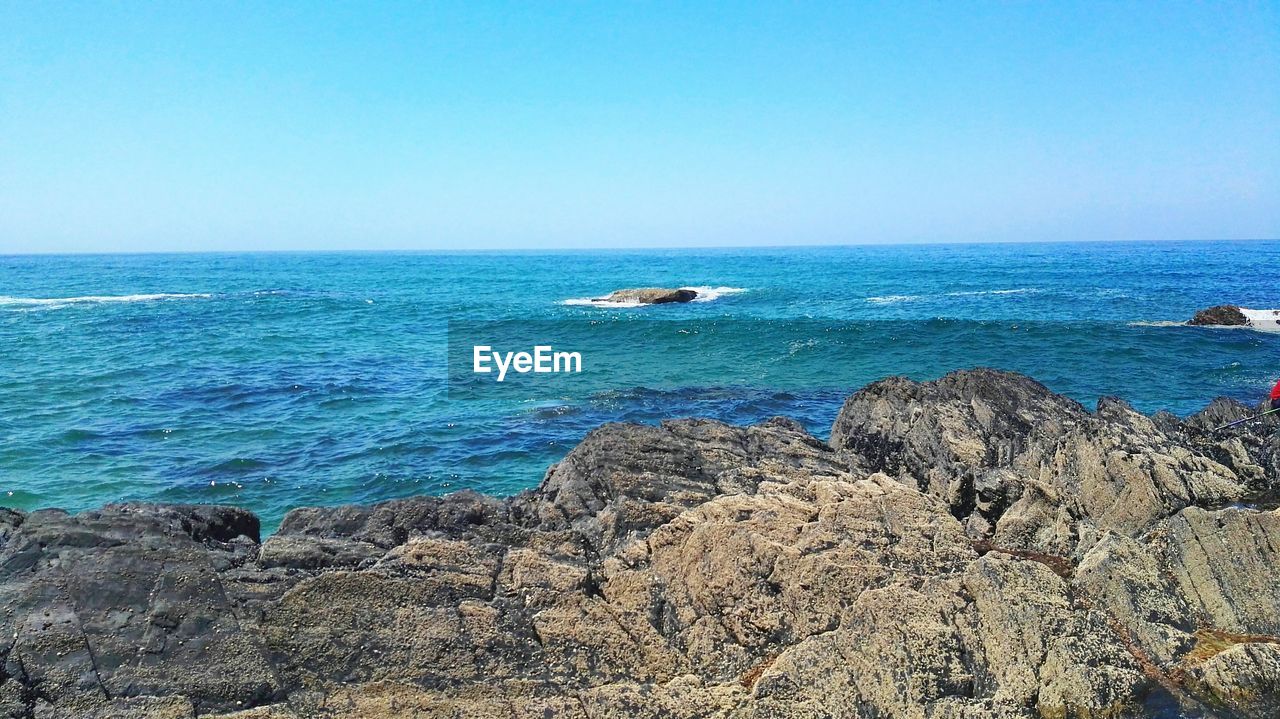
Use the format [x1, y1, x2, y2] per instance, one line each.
[3, 369, 1279, 717]
[830, 371, 1249, 556]
[1185, 396, 1256, 430]
[1184, 398, 1280, 488]
[601, 474, 975, 680]
[829, 370, 1088, 535]
[1188, 305, 1248, 326]
[524, 416, 845, 553]
[0, 507, 23, 545]
[1074, 532, 1196, 666]
[275, 489, 516, 548]
[1153, 507, 1280, 636]
[750, 555, 1147, 718]
[257, 534, 384, 570]
[1180, 641, 1280, 719]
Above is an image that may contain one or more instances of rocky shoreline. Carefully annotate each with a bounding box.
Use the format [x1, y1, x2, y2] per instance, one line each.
[3, 369, 1279, 718]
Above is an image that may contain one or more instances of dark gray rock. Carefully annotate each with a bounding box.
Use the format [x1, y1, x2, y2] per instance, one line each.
[829, 369, 1089, 538]
[277, 489, 513, 549]
[1189, 305, 1249, 326]
[0, 504, 280, 717]
[598, 288, 698, 304]
[0, 508, 23, 550]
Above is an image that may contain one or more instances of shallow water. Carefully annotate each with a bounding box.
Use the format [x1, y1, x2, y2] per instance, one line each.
[2, 241, 1277, 530]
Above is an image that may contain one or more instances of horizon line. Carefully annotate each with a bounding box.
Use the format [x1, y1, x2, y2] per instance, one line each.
[3, 236, 1278, 258]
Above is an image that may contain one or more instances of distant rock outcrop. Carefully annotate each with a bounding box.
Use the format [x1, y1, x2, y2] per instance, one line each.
[3, 369, 1280, 718]
[1189, 305, 1249, 326]
[600, 287, 698, 304]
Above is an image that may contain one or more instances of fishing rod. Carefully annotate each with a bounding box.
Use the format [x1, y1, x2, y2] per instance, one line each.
[1212, 407, 1280, 432]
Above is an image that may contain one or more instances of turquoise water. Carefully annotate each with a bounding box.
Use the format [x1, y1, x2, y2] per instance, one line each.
[2, 241, 1277, 530]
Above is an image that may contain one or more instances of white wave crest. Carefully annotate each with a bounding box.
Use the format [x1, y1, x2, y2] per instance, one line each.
[1241, 308, 1280, 331]
[865, 294, 922, 304]
[560, 297, 647, 308]
[560, 286, 746, 308]
[946, 288, 1039, 297]
[867, 288, 1038, 304]
[0, 293, 211, 309]
[683, 286, 747, 302]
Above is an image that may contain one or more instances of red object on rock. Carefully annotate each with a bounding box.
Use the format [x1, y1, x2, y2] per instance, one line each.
[1272, 380, 1280, 401]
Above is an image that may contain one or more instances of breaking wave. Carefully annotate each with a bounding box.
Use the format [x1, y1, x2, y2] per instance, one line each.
[684, 286, 748, 302]
[866, 288, 1038, 304]
[865, 294, 923, 304]
[0, 293, 212, 310]
[1241, 308, 1280, 331]
[945, 288, 1039, 297]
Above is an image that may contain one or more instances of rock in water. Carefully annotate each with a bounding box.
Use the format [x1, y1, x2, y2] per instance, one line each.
[3, 369, 1280, 718]
[600, 287, 698, 304]
[1189, 305, 1249, 326]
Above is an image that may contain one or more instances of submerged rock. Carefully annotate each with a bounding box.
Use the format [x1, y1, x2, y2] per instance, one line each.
[1188, 305, 1249, 326]
[3, 369, 1279, 718]
[599, 287, 698, 304]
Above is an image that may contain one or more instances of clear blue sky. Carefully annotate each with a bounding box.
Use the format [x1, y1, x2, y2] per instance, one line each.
[1, 1, 1277, 252]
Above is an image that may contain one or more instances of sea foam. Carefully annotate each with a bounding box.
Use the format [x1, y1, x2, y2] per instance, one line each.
[683, 286, 748, 302]
[0, 293, 212, 309]
[865, 294, 923, 304]
[866, 288, 1037, 304]
[1241, 308, 1280, 331]
[945, 288, 1039, 297]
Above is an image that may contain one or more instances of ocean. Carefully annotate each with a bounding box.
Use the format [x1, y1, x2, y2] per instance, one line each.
[2, 240, 1277, 530]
